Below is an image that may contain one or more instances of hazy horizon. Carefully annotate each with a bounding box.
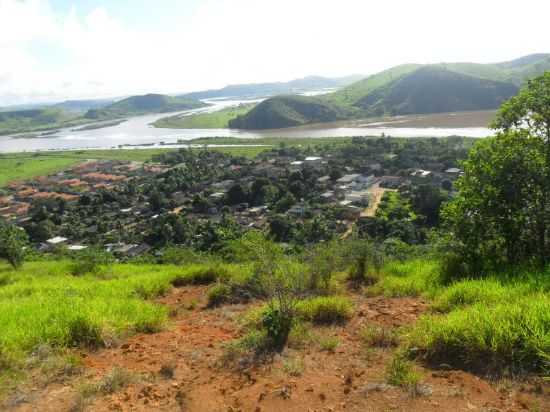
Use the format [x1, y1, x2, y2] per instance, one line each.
[1, 0, 549, 106]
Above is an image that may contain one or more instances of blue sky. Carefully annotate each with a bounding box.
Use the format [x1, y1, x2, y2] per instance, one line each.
[1, 0, 549, 106]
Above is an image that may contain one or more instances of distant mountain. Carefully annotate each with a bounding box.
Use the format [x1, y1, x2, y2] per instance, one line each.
[52, 99, 114, 113]
[231, 54, 548, 130]
[179, 75, 364, 101]
[228, 95, 349, 130]
[84, 94, 207, 120]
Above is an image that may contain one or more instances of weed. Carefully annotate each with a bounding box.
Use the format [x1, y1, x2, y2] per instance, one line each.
[318, 335, 340, 352]
[282, 357, 305, 377]
[296, 296, 353, 324]
[386, 353, 421, 391]
[67, 317, 104, 349]
[361, 325, 399, 348]
[96, 367, 135, 395]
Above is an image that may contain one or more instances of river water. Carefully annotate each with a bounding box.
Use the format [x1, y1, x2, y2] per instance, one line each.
[0, 98, 494, 153]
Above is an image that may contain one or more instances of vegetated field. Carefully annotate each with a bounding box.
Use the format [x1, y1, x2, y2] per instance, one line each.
[1, 256, 548, 411]
[0, 137, 356, 186]
[0, 150, 172, 187]
[154, 104, 256, 129]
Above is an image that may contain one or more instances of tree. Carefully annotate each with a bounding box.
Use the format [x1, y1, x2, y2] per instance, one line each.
[226, 183, 248, 205]
[0, 221, 29, 269]
[443, 131, 546, 272]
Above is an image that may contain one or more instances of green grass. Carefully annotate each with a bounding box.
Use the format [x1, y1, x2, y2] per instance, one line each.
[373, 259, 440, 297]
[296, 296, 353, 324]
[409, 296, 550, 373]
[0, 150, 172, 187]
[154, 104, 255, 129]
[0, 261, 230, 363]
[375, 258, 550, 374]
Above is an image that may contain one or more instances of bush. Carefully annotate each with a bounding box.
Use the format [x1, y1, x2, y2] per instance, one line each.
[171, 266, 227, 287]
[262, 306, 294, 351]
[207, 283, 232, 307]
[66, 317, 104, 349]
[409, 296, 550, 374]
[296, 296, 353, 324]
[386, 353, 421, 389]
[160, 247, 206, 265]
[69, 248, 114, 276]
[361, 325, 399, 348]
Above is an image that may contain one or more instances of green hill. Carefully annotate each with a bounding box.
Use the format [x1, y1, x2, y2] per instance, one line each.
[227, 95, 349, 130]
[0, 108, 77, 135]
[230, 54, 548, 130]
[354, 66, 518, 116]
[84, 94, 207, 120]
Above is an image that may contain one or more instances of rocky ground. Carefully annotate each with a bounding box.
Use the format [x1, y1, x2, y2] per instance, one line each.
[4, 285, 548, 412]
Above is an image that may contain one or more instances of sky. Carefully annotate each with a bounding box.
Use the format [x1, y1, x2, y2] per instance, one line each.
[0, 0, 549, 106]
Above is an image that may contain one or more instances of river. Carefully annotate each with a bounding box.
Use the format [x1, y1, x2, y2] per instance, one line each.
[0, 99, 495, 153]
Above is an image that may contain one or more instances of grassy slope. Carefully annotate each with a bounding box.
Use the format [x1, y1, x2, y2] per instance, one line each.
[228, 95, 349, 129]
[0, 108, 86, 136]
[376, 259, 550, 373]
[84, 94, 206, 120]
[355, 66, 518, 116]
[153, 104, 255, 129]
[324, 64, 422, 108]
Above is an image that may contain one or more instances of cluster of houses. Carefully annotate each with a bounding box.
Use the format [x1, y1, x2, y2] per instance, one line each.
[1, 149, 463, 257]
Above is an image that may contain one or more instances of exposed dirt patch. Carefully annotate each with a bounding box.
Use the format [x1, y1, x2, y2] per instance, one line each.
[5, 287, 548, 412]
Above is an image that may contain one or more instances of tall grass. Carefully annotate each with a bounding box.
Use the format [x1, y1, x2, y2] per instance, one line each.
[376, 258, 550, 374]
[409, 296, 550, 374]
[0, 261, 228, 362]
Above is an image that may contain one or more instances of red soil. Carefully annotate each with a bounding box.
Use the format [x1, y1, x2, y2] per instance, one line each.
[5, 286, 549, 412]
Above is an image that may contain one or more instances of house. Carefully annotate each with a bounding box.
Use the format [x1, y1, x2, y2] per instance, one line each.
[248, 206, 268, 217]
[68, 245, 88, 251]
[337, 174, 361, 184]
[208, 192, 225, 201]
[317, 175, 331, 185]
[341, 205, 362, 221]
[47, 236, 68, 246]
[320, 191, 336, 202]
[288, 204, 307, 217]
[345, 191, 371, 207]
[115, 243, 151, 258]
[411, 169, 432, 178]
[445, 167, 462, 174]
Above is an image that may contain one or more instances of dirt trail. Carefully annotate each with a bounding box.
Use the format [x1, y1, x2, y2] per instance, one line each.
[5, 286, 548, 412]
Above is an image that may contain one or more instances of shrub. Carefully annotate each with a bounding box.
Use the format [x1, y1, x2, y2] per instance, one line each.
[287, 322, 313, 349]
[66, 317, 104, 349]
[96, 367, 134, 395]
[171, 266, 227, 287]
[221, 330, 272, 367]
[409, 296, 550, 374]
[386, 353, 421, 389]
[207, 283, 232, 307]
[69, 248, 113, 276]
[296, 296, 353, 324]
[262, 306, 294, 351]
[361, 325, 399, 348]
[160, 247, 206, 265]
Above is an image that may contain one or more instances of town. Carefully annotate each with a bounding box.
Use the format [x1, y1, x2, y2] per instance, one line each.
[0, 137, 468, 258]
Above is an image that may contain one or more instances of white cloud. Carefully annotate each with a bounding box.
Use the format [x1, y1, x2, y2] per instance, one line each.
[0, 0, 549, 106]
